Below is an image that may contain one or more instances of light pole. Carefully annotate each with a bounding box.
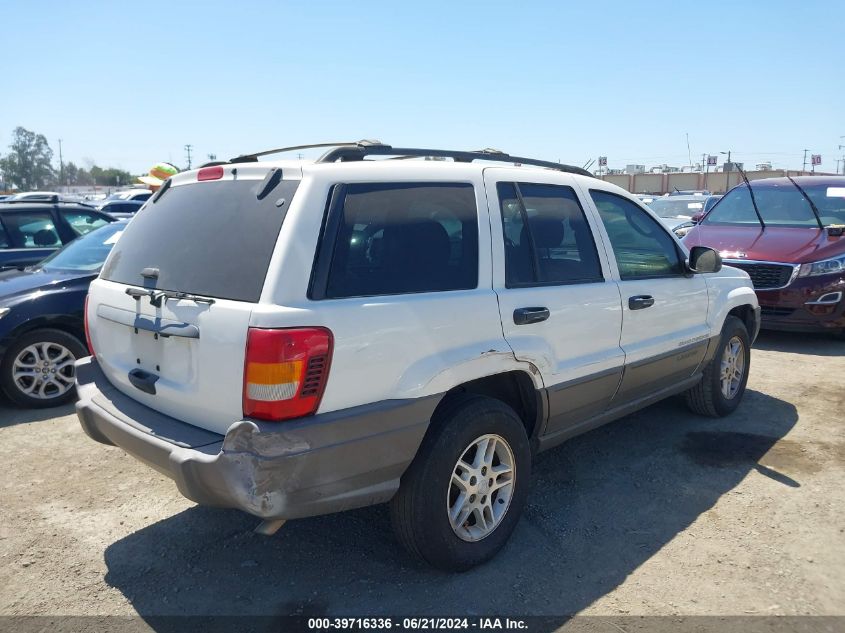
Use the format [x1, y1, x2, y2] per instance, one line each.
[58, 138, 64, 193]
[720, 150, 731, 193]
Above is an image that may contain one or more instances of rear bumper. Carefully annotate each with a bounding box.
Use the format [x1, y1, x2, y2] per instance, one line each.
[75, 357, 436, 520]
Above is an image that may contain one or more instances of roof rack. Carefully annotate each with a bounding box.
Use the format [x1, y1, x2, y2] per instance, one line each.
[1, 195, 61, 204]
[228, 140, 592, 177]
[229, 140, 381, 164]
[317, 144, 593, 177]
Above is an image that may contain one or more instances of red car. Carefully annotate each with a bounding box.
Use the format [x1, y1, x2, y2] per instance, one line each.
[683, 176, 845, 338]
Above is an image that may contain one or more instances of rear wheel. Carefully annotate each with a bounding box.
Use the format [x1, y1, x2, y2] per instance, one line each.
[0, 329, 86, 408]
[685, 316, 750, 417]
[390, 395, 531, 571]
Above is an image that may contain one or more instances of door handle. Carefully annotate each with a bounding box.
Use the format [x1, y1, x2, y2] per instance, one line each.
[628, 295, 655, 310]
[513, 307, 550, 325]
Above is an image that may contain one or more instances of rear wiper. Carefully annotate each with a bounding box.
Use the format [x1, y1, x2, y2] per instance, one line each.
[125, 287, 215, 307]
[786, 176, 824, 230]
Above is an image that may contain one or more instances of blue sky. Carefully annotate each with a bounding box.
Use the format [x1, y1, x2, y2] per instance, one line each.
[1, 0, 843, 175]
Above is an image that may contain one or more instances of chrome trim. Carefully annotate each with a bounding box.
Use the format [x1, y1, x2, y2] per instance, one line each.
[722, 259, 801, 290]
[805, 291, 842, 306]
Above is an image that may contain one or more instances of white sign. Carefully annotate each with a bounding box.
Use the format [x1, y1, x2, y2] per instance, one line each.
[598, 156, 607, 167]
[811, 154, 822, 166]
[707, 155, 717, 166]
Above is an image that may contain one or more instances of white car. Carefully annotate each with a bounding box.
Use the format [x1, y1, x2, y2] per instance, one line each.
[76, 141, 760, 571]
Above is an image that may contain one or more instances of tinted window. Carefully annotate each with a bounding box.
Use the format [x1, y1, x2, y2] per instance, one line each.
[590, 190, 683, 279]
[61, 209, 111, 235]
[321, 183, 478, 298]
[102, 179, 300, 302]
[0, 222, 9, 248]
[1, 212, 60, 248]
[498, 182, 602, 286]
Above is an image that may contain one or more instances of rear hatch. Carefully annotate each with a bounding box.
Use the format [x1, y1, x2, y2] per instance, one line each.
[87, 166, 300, 435]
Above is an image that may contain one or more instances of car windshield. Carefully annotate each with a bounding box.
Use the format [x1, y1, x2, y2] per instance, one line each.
[703, 181, 845, 227]
[648, 198, 705, 218]
[38, 222, 125, 272]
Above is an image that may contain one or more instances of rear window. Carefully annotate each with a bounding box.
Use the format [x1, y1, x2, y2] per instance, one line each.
[101, 178, 299, 302]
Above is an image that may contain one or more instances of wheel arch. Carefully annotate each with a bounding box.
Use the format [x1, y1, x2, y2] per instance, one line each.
[0, 315, 85, 359]
[430, 370, 545, 445]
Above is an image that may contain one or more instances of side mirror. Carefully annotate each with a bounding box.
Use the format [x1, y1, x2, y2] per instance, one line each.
[690, 211, 705, 223]
[688, 246, 722, 273]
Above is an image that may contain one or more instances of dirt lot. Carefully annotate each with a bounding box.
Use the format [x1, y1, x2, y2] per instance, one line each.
[1, 331, 843, 624]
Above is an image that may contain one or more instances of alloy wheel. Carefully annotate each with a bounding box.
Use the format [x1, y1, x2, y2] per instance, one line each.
[12, 342, 77, 400]
[447, 433, 515, 542]
[719, 335, 745, 400]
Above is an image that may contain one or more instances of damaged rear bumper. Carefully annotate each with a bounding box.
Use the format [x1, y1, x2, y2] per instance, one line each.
[75, 357, 435, 520]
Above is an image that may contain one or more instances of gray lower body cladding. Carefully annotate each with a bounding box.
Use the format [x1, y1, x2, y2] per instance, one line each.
[75, 357, 435, 520]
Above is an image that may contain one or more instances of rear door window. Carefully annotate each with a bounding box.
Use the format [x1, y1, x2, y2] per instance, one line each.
[1, 212, 61, 248]
[60, 208, 111, 235]
[497, 182, 603, 286]
[101, 178, 300, 302]
[313, 182, 478, 299]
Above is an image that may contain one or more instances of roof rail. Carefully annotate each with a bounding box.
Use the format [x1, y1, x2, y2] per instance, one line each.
[227, 140, 592, 177]
[316, 144, 593, 177]
[1, 195, 61, 204]
[229, 140, 384, 164]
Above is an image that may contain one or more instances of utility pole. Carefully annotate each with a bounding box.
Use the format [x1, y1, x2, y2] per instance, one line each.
[839, 136, 844, 175]
[184, 144, 193, 170]
[803, 149, 808, 174]
[720, 150, 731, 193]
[58, 139, 64, 193]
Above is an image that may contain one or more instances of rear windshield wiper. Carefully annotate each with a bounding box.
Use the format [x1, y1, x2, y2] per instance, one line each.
[125, 287, 216, 307]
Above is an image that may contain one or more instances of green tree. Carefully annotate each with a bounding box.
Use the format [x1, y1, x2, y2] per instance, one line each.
[0, 126, 55, 190]
[89, 165, 134, 186]
[62, 161, 94, 186]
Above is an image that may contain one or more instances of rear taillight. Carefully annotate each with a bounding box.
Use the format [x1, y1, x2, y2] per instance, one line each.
[243, 327, 333, 421]
[83, 294, 94, 356]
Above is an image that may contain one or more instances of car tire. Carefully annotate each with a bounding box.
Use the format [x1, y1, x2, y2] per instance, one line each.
[390, 394, 531, 572]
[685, 316, 750, 417]
[0, 328, 86, 408]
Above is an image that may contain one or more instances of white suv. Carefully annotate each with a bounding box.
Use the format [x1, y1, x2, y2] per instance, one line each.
[76, 142, 760, 571]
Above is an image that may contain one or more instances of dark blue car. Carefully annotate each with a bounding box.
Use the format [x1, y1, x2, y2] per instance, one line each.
[0, 201, 115, 271]
[0, 221, 127, 408]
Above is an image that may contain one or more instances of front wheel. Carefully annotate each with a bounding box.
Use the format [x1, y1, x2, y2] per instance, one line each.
[685, 316, 750, 417]
[0, 328, 86, 408]
[390, 395, 531, 571]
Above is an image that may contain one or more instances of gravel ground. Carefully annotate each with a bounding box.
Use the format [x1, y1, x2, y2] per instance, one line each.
[1, 330, 843, 625]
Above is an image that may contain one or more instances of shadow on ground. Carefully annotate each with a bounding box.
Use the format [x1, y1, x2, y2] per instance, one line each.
[753, 329, 845, 356]
[102, 388, 799, 625]
[0, 393, 74, 427]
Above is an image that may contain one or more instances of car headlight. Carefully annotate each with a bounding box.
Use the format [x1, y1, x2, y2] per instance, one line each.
[798, 254, 845, 277]
[673, 222, 696, 238]
[0, 307, 9, 320]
